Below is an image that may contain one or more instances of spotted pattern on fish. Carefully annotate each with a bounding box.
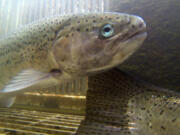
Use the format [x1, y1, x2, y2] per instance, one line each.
[0, 12, 146, 107]
[76, 69, 180, 135]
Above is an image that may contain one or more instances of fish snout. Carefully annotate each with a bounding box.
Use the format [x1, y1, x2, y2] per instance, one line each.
[130, 15, 146, 33]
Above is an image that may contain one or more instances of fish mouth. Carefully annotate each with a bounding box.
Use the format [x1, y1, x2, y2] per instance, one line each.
[128, 30, 147, 40]
[111, 29, 147, 44]
[110, 29, 147, 50]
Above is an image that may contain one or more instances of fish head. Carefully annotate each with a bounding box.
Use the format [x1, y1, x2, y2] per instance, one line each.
[52, 12, 147, 77]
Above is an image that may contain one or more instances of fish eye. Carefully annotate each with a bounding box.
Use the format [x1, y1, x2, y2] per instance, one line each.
[101, 24, 114, 38]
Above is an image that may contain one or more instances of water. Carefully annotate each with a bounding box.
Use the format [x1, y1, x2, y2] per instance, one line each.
[0, 0, 179, 134]
[109, 0, 180, 91]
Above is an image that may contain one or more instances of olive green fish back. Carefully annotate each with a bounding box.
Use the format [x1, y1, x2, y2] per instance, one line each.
[76, 69, 180, 135]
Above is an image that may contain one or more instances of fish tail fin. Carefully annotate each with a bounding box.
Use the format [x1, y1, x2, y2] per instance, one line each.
[0, 96, 16, 108]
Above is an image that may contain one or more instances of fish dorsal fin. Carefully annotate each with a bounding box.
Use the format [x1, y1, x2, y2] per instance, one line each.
[1, 69, 50, 93]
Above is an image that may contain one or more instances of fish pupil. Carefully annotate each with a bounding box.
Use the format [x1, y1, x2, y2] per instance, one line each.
[104, 27, 111, 32]
[101, 24, 114, 38]
[50, 69, 61, 74]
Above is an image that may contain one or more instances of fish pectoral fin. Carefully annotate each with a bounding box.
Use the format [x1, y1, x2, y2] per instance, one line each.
[1, 69, 50, 93]
[0, 96, 16, 107]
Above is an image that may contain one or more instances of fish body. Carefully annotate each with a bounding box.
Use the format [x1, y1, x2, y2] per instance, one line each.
[76, 69, 180, 135]
[0, 12, 147, 107]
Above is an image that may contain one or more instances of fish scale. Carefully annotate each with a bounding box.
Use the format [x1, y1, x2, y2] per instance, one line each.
[76, 69, 180, 135]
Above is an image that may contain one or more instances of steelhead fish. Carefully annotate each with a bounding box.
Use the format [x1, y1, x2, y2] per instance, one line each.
[0, 12, 146, 107]
[76, 69, 180, 135]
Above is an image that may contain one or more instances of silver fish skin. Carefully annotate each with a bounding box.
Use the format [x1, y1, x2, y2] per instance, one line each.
[0, 12, 146, 107]
[76, 69, 180, 135]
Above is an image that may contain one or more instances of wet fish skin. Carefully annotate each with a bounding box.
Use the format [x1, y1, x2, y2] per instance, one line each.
[76, 69, 180, 135]
[0, 12, 146, 107]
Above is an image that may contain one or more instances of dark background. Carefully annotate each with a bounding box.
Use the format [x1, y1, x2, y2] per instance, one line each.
[109, 0, 180, 91]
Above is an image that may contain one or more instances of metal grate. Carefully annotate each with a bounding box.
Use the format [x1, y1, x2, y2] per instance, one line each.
[0, 108, 84, 135]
